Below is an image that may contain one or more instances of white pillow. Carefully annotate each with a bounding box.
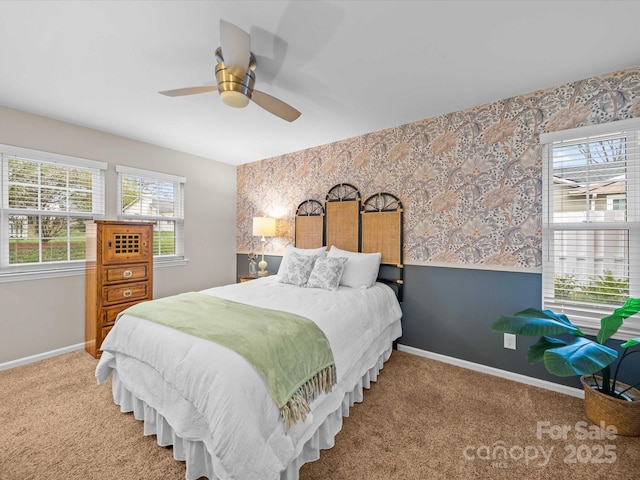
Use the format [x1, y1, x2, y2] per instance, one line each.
[306, 256, 348, 291]
[278, 251, 318, 287]
[327, 245, 381, 288]
[278, 245, 327, 275]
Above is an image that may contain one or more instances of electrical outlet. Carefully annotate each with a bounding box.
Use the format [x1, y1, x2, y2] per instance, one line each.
[504, 333, 517, 350]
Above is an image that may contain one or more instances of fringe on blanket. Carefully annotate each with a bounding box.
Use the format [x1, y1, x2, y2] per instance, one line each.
[281, 364, 337, 430]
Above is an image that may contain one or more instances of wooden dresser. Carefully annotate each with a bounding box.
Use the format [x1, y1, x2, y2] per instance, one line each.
[85, 220, 154, 358]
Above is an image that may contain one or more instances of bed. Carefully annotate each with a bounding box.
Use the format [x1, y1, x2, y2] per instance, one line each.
[95, 184, 404, 480]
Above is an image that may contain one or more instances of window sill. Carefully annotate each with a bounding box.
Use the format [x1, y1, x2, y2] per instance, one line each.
[573, 318, 640, 341]
[0, 266, 86, 283]
[0, 257, 189, 283]
[154, 257, 190, 268]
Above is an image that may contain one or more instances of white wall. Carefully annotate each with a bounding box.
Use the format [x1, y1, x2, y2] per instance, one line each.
[0, 106, 237, 363]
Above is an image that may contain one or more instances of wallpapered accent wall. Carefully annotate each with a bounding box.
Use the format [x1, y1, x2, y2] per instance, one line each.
[237, 66, 640, 270]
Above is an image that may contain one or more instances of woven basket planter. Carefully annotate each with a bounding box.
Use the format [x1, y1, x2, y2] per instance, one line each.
[581, 376, 640, 437]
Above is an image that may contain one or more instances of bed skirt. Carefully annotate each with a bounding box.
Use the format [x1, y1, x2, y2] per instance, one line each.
[109, 346, 393, 480]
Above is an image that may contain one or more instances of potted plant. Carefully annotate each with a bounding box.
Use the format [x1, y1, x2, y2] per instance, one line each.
[491, 297, 640, 436]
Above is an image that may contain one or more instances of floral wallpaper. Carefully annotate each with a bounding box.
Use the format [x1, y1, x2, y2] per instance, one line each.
[237, 66, 640, 270]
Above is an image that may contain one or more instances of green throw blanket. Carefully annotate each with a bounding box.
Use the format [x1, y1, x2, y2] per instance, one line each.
[120, 292, 336, 429]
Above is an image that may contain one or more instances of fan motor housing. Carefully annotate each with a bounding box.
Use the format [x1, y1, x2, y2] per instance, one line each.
[215, 62, 255, 107]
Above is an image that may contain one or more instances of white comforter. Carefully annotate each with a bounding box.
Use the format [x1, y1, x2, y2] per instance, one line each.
[96, 276, 402, 480]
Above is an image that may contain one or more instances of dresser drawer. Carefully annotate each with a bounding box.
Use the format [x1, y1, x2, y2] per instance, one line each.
[101, 301, 146, 326]
[103, 282, 149, 305]
[104, 264, 148, 283]
[99, 325, 113, 347]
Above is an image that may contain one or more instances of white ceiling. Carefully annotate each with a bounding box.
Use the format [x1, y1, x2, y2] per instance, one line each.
[1, 1, 640, 166]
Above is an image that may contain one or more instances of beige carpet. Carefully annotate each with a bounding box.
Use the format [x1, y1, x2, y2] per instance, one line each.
[0, 349, 638, 479]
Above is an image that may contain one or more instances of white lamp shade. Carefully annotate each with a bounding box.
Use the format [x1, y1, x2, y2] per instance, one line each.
[252, 217, 276, 237]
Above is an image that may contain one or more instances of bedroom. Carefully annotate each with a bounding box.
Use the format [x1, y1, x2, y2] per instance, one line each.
[1, 1, 640, 479]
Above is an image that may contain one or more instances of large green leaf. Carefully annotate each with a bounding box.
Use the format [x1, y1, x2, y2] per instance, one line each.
[527, 336, 567, 363]
[543, 337, 618, 377]
[598, 298, 640, 344]
[620, 337, 640, 349]
[538, 309, 574, 327]
[491, 308, 582, 337]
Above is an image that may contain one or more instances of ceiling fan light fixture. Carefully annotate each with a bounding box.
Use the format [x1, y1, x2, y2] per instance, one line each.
[215, 61, 255, 108]
[220, 90, 250, 108]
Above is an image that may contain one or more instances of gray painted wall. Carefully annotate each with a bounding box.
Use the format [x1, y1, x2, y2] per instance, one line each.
[236, 254, 282, 282]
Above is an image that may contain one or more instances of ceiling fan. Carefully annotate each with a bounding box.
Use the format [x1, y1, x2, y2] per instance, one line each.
[159, 20, 301, 122]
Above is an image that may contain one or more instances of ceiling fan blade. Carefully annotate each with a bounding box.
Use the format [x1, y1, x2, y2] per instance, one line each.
[159, 85, 218, 97]
[251, 90, 301, 122]
[219, 19, 251, 78]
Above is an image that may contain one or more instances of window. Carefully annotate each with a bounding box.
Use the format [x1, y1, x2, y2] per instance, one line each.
[541, 118, 640, 338]
[116, 165, 185, 263]
[0, 145, 106, 280]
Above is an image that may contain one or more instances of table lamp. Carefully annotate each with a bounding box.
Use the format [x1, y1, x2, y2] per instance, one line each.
[252, 217, 276, 276]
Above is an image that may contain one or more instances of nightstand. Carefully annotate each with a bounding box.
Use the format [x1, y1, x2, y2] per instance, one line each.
[239, 274, 271, 282]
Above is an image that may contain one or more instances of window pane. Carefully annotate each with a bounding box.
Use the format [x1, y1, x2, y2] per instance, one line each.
[155, 181, 176, 217]
[68, 167, 94, 213]
[39, 215, 66, 243]
[121, 175, 176, 217]
[41, 217, 88, 262]
[69, 187, 93, 212]
[121, 175, 142, 213]
[69, 219, 88, 260]
[154, 220, 176, 255]
[40, 186, 67, 211]
[552, 137, 627, 224]
[8, 157, 38, 184]
[41, 163, 67, 187]
[8, 185, 38, 209]
[552, 229, 629, 306]
[68, 167, 92, 189]
[8, 215, 28, 238]
[9, 215, 40, 264]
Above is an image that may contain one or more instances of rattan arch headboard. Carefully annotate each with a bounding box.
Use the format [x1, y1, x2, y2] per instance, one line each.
[361, 192, 404, 300]
[295, 199, 324, 249]
[325, 183, 360, 253]
[294, 184, 404, 300]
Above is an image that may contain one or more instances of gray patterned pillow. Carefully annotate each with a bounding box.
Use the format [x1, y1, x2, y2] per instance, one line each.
[278, 251, 318, 286]
[306, 256, 348, 291]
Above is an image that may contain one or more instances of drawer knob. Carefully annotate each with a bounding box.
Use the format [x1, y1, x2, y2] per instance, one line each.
[123, 290, 132, 298]
[123, 270, 133, 278]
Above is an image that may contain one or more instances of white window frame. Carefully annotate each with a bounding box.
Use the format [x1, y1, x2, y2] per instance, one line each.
[116, 165, 186, 266]
[540, 117, 640, 339]
[0, 144, 106, 282]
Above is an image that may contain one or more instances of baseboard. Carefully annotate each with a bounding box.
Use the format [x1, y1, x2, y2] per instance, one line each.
[397, 344, 584, 399]
[0, 343, 85, 371]
[1, 342, 586, 400]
